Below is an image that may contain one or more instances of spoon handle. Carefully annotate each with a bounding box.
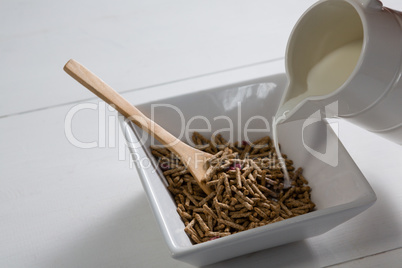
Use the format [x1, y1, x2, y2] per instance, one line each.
[64, 59, 179, 148]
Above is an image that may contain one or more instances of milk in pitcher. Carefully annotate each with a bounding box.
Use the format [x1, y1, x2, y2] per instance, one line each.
[273, 39, 363, 188]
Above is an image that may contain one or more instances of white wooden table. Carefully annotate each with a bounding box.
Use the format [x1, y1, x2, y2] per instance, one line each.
[1, 0, 402, 267]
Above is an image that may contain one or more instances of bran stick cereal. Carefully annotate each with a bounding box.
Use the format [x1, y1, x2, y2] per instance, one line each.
[150, 133, 315, 244]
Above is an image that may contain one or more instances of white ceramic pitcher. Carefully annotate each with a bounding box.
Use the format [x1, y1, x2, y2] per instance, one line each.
[278, 0, 402, 144]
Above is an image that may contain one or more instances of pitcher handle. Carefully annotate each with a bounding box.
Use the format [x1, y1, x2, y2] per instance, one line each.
[359, 0, 383, 9]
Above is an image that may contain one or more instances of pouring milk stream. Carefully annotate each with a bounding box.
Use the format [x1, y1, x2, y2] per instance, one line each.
[274, 0, 402, 187]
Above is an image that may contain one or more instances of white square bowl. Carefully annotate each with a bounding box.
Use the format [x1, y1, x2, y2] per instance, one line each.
[120, 73, 376, 266]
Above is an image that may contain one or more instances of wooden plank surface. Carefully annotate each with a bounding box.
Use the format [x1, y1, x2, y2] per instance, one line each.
[0, 0, 316, 117]
[2, 0, 402, 267]
[1, 64, 402, 267]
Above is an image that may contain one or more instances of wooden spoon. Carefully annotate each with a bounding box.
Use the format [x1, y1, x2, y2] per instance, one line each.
[64, 59, 213, 194]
